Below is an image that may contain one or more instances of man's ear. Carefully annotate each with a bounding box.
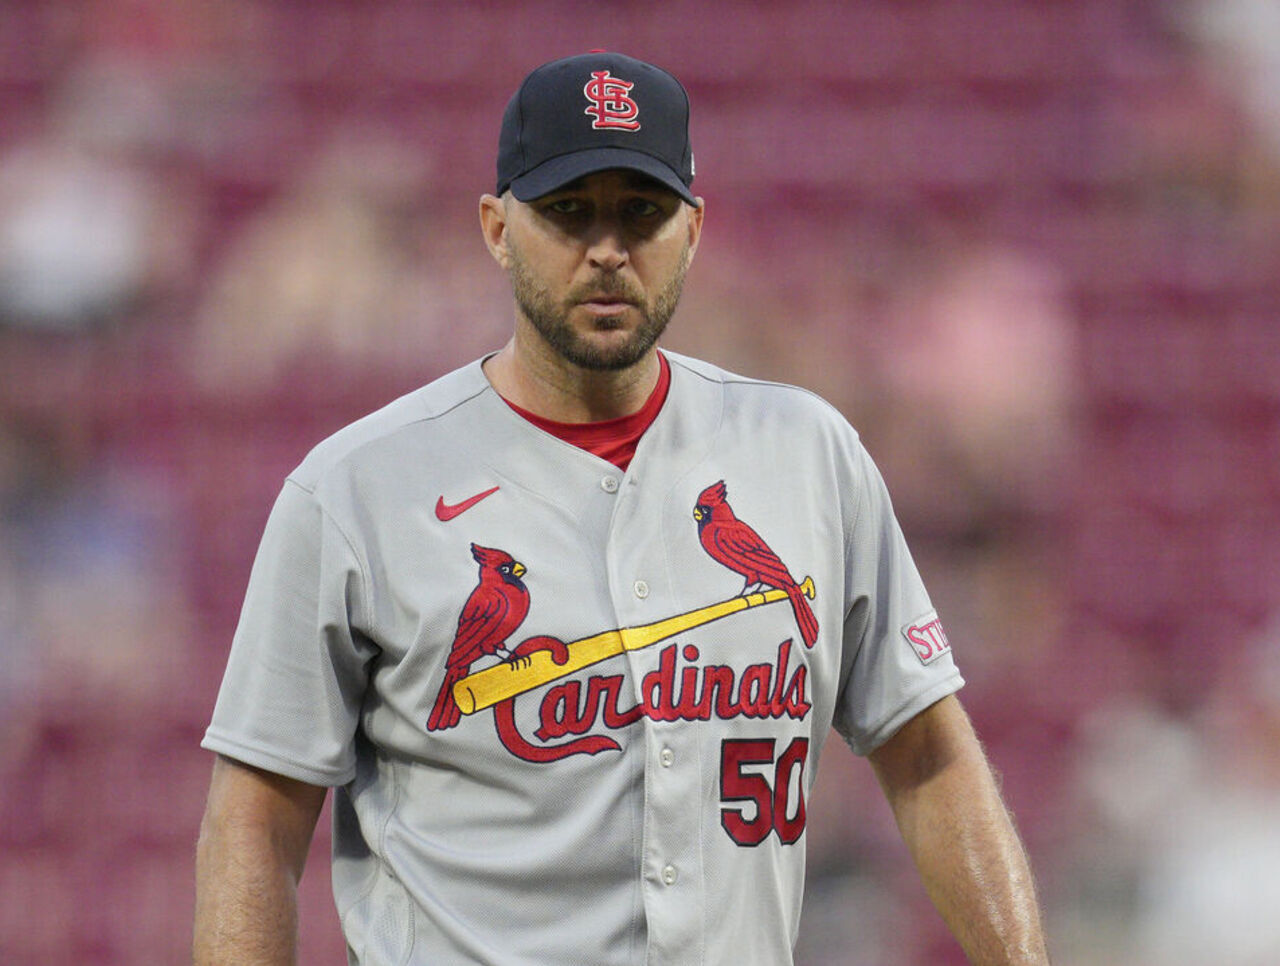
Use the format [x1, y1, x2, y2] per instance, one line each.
[685, 198, 705, 264]
[478, 193, 510, 268]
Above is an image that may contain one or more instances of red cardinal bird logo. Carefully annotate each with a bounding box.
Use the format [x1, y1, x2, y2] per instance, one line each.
[428, 543, 531, 732]
[693, 480, 819, 648]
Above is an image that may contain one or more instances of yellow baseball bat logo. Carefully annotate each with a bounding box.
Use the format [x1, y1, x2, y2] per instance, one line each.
[453, 577, 816, 715]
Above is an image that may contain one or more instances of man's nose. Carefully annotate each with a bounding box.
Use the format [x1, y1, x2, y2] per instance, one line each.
[585, 221, 628, 271]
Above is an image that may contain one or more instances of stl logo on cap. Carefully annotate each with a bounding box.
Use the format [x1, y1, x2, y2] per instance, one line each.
[583, 70, 641, 131]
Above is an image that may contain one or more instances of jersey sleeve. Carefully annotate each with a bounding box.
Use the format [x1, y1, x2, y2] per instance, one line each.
[201, 478, 376, 786]
[832, 441, 964, 756]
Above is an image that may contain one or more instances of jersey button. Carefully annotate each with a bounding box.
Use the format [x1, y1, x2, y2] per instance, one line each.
[659, 747, 674, 768]
[600, 475, 620, 493]
[633, 580, 649, 599]
[661, 864, 678, 886]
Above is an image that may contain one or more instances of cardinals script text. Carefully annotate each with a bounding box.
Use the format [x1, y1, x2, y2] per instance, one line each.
[493, 639, 811, 762]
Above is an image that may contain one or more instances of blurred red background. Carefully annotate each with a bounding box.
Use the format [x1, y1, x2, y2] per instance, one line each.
[2, 2, 1278, 964]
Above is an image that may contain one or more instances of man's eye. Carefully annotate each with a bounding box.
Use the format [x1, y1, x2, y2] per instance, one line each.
[628, 199, 661, 217]
[547, 199, 585, 215]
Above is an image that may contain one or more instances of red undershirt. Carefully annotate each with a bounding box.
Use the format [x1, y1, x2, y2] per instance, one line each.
[502, 352, 671, 472]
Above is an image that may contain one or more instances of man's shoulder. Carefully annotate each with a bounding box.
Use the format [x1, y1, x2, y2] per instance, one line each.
[288, 359, 492, 491]
[665, 350, 859, 436]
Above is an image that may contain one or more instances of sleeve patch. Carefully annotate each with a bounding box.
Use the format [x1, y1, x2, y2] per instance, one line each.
[901, 610, 951, 666]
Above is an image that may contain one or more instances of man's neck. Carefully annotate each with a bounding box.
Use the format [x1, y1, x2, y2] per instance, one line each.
[482, 338, 661, 424]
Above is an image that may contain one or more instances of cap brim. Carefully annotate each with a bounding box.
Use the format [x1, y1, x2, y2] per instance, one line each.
[509, 147, 696, 205]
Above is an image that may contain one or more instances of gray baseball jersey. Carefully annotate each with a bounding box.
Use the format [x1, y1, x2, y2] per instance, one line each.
[202, 350, 963, 965]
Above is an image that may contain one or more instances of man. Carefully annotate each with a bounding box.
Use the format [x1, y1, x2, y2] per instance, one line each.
[194, 51, 1051, 965]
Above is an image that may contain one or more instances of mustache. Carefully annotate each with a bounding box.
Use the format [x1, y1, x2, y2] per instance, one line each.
[567, 277, 644, 305]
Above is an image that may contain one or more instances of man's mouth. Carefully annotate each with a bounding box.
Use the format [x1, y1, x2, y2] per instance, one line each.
[578, 295, 634, 315]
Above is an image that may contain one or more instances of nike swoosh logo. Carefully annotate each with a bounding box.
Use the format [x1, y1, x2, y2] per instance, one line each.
[435, 486, 500, 521]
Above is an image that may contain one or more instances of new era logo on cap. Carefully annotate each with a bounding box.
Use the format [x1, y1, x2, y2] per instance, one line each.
[496, 51, 696, 204]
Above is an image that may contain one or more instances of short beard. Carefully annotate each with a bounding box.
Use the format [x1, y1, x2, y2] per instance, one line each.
[507, 240, 690, 372]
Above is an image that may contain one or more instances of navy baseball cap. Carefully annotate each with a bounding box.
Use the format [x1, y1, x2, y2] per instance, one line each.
[496, 51, 696, 205]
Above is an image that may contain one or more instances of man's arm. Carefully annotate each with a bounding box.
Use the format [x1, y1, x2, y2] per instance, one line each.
[868, 695, 1051, 966]
[193, 754, 329, 965]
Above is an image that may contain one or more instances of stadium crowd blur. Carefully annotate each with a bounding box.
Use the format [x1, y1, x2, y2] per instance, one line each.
[2, 2, 1278, 964]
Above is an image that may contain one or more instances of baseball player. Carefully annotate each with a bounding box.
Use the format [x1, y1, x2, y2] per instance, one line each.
[194, 52, 1050, 966]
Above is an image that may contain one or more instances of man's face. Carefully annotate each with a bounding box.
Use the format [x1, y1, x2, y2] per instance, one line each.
[490, 170, 703, 371]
